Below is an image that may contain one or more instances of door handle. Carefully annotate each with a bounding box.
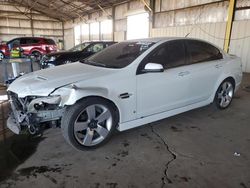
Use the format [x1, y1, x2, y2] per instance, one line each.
[178, 71, 190, 77]
[215, 64, 222, 68]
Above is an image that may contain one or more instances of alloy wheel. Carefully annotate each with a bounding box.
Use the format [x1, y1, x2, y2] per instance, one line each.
[217, 81, 234, 108]
[73, 104, 112, 146]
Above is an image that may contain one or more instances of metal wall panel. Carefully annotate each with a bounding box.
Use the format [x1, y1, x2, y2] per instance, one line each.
[151, 22, 226, 48]
[129, 0, 145, 10]
[114, 31, 126, 41]
[229, 20, 250, 72]
[0, 5, 63, 45]
[154, 1, 228, 27]
[151, 20, 250, 73]
[114, 19, 127, 32]
[115, 4, 128, 20]
[159, 0, 224, 12]
[0, 27, 32, 35]
[101, 34, 112, 40]
[64, 28, 74, 50]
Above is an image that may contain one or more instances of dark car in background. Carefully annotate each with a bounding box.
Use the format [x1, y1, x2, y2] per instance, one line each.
[40, 41, 116, 69]
[0, 37, 57, 61]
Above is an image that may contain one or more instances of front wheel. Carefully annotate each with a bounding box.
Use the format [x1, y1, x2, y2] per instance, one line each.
[61, 98, 118, 150]
[0, 52, 4, 60]
[215, 79, 234, 109]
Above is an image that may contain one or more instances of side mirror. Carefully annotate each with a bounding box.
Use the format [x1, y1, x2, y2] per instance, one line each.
[142, 63, 164, 73]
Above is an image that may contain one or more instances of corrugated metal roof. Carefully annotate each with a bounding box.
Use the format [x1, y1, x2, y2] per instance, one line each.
[5, 0, 128, 21]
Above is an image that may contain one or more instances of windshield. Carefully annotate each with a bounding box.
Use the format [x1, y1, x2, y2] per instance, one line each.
[69, 43, 90, 52]
[81, 41, 155, 68]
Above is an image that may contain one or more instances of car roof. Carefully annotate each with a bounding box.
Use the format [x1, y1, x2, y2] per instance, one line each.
[7, 37, 51, 42]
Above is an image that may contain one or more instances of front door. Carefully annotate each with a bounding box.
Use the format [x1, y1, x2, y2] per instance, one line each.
[136, 40, 191, 118]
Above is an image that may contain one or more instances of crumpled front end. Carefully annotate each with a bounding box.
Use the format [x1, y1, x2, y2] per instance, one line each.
[7, 91, 65, 135]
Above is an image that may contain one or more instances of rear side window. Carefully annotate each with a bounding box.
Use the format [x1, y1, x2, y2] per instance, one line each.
[20, 38, 40, 45]
[20, 38, 27, 45]
[147, 40, 186, 69]
[44, 39, 56, 45]
[186, 40, 223, 64]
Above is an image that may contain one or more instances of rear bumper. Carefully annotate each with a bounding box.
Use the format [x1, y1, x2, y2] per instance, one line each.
[234, 71, 243, 92]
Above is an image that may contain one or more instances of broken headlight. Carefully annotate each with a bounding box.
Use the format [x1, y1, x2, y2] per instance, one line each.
[27, 95, 61, 112]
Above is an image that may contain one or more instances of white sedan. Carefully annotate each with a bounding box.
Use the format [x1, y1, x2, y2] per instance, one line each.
[7, 38, 242, 150]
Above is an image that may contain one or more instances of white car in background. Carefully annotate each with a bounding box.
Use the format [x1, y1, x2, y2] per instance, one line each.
[7, 38, 242, 150]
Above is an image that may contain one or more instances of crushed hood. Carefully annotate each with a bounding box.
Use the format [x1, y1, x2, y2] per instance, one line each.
[8, 62, 115, 97]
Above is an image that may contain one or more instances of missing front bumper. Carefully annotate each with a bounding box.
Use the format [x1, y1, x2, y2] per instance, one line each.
[7, 115, 21, 134]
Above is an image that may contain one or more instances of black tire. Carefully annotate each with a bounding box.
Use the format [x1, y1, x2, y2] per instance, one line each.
[214, 79, 235, 109]
[0, 51, 4, 60]
[61, 97, 118, 150]
[32, 51, 42, 62]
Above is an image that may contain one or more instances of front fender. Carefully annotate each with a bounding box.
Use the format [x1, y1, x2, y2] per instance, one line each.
[51, 84, 136, 124]
[51, 86, 109, 106]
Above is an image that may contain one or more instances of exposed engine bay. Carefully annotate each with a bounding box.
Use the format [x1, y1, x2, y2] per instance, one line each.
[7, 91, 64, 135]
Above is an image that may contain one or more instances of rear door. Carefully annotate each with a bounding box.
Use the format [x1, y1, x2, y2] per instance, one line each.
[20, 38, 40, 55]
[184, 40, 224, 103]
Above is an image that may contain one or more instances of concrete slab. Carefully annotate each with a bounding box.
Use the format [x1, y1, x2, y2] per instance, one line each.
[0, 74, 249, 188]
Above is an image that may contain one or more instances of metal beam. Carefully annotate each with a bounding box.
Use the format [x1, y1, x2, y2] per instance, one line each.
[223, 0, 236, 53]
[141, 0, 152, 12]
[112, 6, 115, 41]
[0, 17, 61, 23]
[0, 26, 63, 31]
[30, 9, 34, 37]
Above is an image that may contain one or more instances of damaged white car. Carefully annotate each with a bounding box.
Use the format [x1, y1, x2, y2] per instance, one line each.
[7, 38, 242, 150]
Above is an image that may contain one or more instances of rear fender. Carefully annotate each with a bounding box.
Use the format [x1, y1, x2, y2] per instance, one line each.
[30, 48, 44, 55]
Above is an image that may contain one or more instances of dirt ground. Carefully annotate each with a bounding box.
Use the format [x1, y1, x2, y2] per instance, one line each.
[0, 74, 249, 188]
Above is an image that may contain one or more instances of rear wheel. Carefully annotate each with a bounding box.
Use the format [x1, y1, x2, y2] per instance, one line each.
[61, 97, 118, 150]
[32, 51, 42, 62]
[215, 79, 234, 109]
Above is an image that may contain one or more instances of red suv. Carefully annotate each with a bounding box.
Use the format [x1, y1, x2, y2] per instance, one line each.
[0, 42, 10, 59]
[0, 37, 57, 60]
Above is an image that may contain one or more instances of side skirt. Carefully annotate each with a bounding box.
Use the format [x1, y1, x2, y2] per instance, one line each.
[118, 99, 211, 131]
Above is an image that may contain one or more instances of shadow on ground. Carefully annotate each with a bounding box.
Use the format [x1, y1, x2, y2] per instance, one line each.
[0, 134, 45, 182]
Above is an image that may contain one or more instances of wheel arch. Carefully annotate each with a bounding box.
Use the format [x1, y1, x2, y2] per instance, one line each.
[31, 49, 43, 55]
[212, 75, 236, 101]
[224, 76, 236, 88]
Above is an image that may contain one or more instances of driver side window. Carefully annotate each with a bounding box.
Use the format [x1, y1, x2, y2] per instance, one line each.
[147, 40, 186, 69]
